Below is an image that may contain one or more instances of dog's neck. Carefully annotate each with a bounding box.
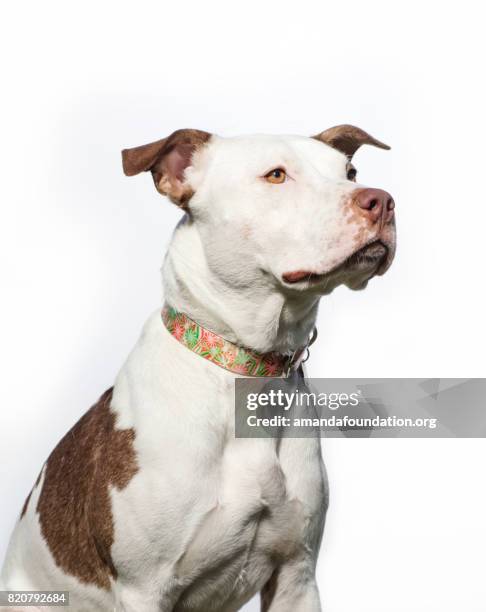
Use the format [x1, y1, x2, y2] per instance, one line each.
[162, 220, 319, 354]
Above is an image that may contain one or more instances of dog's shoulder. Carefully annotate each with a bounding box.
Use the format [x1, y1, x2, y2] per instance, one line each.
[24, 387, 139, 590]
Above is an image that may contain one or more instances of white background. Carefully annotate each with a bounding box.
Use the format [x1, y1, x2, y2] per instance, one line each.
[1, 1, 486, 611]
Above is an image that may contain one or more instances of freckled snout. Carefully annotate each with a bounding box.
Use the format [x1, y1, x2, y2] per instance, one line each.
[352, 188, 395, 224]
[281, 185, 396, 287]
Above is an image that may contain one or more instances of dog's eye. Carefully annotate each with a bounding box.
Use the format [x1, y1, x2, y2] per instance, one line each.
[264, 168, 287, 184]
[347, 166, 357, 181]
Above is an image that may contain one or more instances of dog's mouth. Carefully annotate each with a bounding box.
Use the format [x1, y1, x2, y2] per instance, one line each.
[345, 240, 389, 273]
[282, 240, 391, 287]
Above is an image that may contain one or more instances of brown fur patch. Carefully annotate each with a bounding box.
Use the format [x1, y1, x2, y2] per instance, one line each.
[36, 388, 139, 590]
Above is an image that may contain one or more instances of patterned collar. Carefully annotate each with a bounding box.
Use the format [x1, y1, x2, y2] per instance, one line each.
[161, 304, 315, 377]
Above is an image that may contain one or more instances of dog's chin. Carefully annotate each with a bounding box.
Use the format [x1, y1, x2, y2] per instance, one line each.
[281, 241, 393, 294]
[340, 241, 391, 290]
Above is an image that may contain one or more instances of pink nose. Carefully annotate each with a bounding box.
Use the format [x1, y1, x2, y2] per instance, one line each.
[353, 188, 395, 223]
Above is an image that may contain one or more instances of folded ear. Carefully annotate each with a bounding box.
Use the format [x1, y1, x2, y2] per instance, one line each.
[122, 129, 212, 208]
[313, 124, 390, 159]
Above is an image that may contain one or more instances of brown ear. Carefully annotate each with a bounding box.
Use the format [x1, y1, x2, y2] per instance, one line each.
[122, 138, 169, 176]
[313, 124, 390, 158]
[121, 129, 211, 208]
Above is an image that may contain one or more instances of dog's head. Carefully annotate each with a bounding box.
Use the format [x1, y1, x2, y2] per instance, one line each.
[122, 126, 395, 295]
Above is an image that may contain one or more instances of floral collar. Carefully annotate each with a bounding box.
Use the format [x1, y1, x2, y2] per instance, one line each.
[161, 304, 315, 377]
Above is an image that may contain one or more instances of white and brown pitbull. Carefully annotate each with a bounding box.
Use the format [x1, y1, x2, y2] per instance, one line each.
[1, 125, 396, 611]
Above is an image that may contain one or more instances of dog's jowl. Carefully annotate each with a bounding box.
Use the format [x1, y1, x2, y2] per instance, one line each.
[1, 125, 395, 611]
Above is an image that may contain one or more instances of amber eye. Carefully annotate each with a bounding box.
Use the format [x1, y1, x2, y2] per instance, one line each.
[347, 166, 357, 181]
[264, 168, 287, 184]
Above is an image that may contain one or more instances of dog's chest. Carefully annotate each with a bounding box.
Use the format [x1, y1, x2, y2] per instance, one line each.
[108, 319, 326, 610]
[112, 420, 324, 611]
[170, 435, 322, 611]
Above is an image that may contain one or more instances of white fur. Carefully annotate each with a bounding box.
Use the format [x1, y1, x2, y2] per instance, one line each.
[1, 133, 394, 611]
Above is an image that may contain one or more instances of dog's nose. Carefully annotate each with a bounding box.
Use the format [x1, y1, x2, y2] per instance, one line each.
[353, 188, 395, 223]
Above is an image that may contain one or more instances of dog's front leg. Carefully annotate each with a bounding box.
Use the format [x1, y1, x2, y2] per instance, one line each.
[261, 561, 321, 612]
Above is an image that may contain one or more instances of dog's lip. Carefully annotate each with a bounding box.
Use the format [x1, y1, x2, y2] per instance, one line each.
[282, 241, 390, 285]
[282, 269, 319, 284]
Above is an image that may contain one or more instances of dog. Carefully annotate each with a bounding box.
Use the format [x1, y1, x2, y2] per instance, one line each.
[1, 125, 396, 611]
